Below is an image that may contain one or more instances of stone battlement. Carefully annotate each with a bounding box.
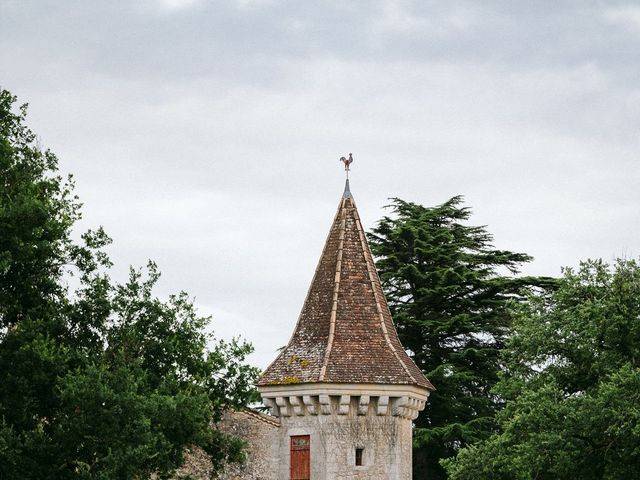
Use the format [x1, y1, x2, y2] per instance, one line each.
[264, 393, 426, 420]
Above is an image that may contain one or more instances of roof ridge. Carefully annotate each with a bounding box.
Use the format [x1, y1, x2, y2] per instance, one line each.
[242, 407, 281, 427]
[318, 198, 347, 381]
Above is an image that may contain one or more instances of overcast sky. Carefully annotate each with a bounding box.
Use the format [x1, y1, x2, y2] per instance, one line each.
[2, 0, 640, 368]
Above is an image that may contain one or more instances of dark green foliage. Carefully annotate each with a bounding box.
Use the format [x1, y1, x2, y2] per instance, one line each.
[0, 89, 258, 479]
[368, 197, 555, 479]
[445, 259, 640, 479]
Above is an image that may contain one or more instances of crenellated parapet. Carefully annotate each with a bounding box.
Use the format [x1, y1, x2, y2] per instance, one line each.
[261, 383, 429, 421]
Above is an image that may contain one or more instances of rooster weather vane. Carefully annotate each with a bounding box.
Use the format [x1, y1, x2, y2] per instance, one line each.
[339, 153, 353, 178]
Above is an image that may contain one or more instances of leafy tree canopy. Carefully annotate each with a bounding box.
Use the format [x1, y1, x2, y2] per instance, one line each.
[0, 89, 258, 479]
[445, 259, 640, 479]
[368, 197, 556, 479]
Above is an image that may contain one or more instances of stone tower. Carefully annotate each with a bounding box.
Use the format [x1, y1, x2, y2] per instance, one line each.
[258, 180, 434, 480]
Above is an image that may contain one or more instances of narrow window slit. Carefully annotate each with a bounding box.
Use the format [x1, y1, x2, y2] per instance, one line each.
[355, 447, 364, 466]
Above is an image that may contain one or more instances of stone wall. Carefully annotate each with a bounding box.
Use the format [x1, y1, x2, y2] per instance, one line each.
[177, 408, 280, 480]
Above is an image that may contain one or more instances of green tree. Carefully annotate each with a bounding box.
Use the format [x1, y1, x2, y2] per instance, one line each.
[445, 259, 640, 479]
[0, 88, 258, 479]
[368, 197, 555, 479]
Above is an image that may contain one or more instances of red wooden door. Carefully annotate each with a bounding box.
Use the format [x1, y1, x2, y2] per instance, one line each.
[290, 435, 310, 480]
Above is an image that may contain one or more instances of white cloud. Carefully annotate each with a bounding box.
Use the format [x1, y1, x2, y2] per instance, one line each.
[156, 0, 203, 10]
[372, 0, 478, 36]
[604, 4, 640, 31]
[3, 1, 640, 369]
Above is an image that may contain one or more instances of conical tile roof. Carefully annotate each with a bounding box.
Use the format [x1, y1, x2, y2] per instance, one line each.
[258, 181, 433, 390]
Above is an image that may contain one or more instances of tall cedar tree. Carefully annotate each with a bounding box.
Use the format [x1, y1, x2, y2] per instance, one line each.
[0, 89, 259, 479]
[368, 197, 555, 479]
[445, 259, 640, 479]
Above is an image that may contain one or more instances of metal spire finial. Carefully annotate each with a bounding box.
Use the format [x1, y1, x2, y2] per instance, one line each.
[339, 153, 354, 199]
[342, 178, 352, 199]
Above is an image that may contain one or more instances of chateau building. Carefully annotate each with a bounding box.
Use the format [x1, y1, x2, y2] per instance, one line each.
[257, 179, 434, 480]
